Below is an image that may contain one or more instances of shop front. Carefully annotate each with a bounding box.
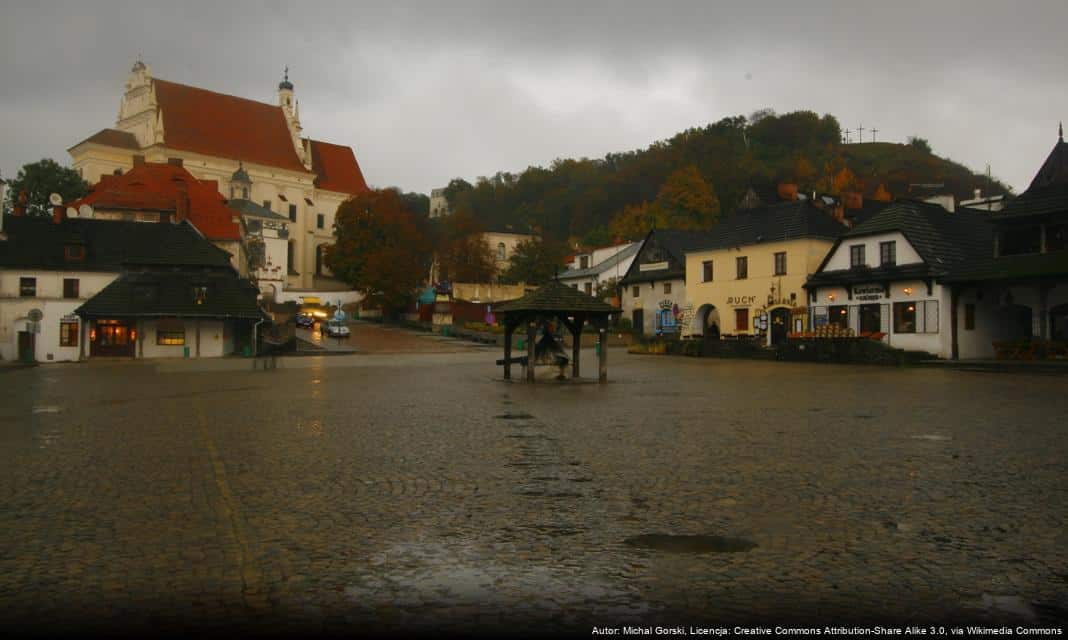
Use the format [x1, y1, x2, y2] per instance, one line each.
[88, 319, 136, 357]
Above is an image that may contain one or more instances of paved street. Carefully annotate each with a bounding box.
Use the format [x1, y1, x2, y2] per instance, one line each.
[1, 325, 1066, 636]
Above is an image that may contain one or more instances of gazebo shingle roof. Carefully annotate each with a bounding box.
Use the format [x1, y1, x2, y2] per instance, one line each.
[494, 279, 618, 315]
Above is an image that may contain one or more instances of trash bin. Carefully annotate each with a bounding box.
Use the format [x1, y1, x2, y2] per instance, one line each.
[517, 338, 525, 350]
[242, 345, 252, 357]
[595, 342, 601, 356]
[183, 347, 190, 358]
[442, 326, 451, 337]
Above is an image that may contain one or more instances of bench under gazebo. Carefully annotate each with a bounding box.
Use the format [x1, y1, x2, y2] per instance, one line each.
[494, 280, 619, 383]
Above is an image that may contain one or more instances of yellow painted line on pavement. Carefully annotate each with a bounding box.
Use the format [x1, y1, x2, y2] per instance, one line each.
[194, 401, 269, 611]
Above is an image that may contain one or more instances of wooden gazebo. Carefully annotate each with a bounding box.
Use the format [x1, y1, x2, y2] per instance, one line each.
[494, 280, 619, 383]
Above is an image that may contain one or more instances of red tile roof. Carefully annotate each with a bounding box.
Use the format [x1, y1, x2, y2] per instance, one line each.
[69, 163, 241, 241]
[309, 139, 369, 195]
[153, 79, 309, 174]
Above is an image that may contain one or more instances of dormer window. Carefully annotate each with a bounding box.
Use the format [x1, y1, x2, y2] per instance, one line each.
[192, 285, 208, 305]
[64, 244, 86, 262]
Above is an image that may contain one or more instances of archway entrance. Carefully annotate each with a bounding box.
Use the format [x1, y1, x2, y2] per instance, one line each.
[694, 304, 720, 339]
[769, 307, 790, 345]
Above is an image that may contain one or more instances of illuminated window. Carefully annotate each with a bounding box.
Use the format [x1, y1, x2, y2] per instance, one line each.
[156, 331, 185, 346]
[893, 302, 917, 334]
[828, 305, 849, 329]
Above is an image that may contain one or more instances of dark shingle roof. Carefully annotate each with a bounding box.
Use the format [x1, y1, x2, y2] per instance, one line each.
[494, 279, 617, 315]
[76, 270, 261, 319]
[807, 200, 994, 285]
[227, 198, 289, 221]
[0, 215, 234, 272]
[995, 137, 1068, 220]
[841, 200, 993, 270]
[686, 201, 850, 253]
[619, 228, 720, 285]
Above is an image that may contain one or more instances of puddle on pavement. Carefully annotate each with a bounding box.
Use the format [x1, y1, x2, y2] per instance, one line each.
[495, 412, 534, 420]
[623, 534, 757, 554]
[911, 434, 952, 441]
[32, 406, 62, 414]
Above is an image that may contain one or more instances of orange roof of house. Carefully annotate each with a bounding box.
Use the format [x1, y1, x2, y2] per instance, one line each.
[154, 79, 309, 174]
[309, 139, 369, 195]
[69, 162, 241, 241]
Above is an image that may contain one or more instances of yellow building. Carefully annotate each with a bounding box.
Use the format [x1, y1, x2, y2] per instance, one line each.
[684, 200, 862, 344]
[68, 60, 369, 293]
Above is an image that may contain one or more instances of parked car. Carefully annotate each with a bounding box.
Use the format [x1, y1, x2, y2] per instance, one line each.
[295, 313, 316, 329]
[323, 319, 350, 338]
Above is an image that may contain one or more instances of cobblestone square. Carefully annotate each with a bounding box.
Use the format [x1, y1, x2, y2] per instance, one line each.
[1, 329, 1066, 635]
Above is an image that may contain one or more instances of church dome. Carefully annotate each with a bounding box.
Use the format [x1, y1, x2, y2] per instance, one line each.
[231, 162, 251, 184]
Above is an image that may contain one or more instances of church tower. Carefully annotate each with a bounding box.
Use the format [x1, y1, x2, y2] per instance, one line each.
[278, 68, 310, 169]
[117, 58, 161, 148]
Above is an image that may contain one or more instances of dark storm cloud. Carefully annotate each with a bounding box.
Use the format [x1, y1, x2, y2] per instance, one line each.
[2, 1, 1065, 194]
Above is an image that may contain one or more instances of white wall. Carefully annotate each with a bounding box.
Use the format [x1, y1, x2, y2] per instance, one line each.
[0, 270, 117, 362]
[810, 279, 952, 357]
[823, 232, 922, 271]
[139, 319, 224, 358]
[621, 277, 687, 336]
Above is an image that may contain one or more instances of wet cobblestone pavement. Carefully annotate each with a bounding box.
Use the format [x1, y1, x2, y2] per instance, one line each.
[1, 343, 1066, 636]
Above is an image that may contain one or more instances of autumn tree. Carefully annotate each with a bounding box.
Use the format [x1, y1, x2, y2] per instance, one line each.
[609, 202, 659, 241]
[500, 238, 569, 285]
[4, 158, 89, 216]
[435, 208, 496, 283]
[325, 188, 431, 315]
[654, 165, 721, 230]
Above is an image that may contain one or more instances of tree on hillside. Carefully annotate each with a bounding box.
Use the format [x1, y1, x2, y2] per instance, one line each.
[3, 158, 89, 216]
[325, 188, 431, 315]
[500, 239, 569, 285]
[398, 191, 430, 217]
[609, 202, 660, 242]
[435, 208, 496, 283]
[908, 137, 932, 154]
[654, 165, 721, 230]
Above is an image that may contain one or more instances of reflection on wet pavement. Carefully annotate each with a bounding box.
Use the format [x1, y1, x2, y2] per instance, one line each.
[0, 349, 1066, 633]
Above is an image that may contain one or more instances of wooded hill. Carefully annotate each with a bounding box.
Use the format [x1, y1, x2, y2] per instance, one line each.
[443, 110, 1011, 245]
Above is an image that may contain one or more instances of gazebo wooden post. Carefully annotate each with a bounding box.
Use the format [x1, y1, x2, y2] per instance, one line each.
[503, 319, 514, 380]
[598, 322, 608, 383]
[526, 319, 536, 383]
[572, 314, 584, 378]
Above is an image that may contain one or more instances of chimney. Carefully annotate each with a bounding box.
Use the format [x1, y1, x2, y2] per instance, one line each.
[13, 190, 28, 217]
[175, 182, 189, 223]
[132, 154, 145, 166]
[52, 204, 65, 225]
[777, 183, 798, 201]
[843, 191, 863, 210]
[167, 157, 183, 167]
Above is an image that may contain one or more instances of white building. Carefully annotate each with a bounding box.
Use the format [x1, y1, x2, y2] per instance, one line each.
[559, 242, 640, 297]
[805, 200, 997, 358]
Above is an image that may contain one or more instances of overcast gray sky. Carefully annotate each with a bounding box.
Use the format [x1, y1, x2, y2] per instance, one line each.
[1, 1, 1065, 195]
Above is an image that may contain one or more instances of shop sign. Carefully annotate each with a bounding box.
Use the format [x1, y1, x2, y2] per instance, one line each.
[61, 314, 79, 322]
[853, 285, 883, 301]
[727, 295, 757, 306]
[658, 299, 674, 310]
[639, 261, 669, 271]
